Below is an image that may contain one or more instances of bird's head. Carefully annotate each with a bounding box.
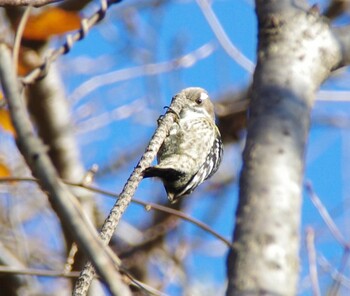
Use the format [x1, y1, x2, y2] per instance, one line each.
[180, 87, 215, 121]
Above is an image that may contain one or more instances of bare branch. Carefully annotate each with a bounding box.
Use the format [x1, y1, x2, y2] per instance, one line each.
[73, 90, 187, 295]
[0, 176, 232, 248]
[196, 0, 255, 73]
[0, 264, 168, 296]
[305, 182, 348, 248]
[63, 168, 98, 273]
[21, 0, 123, 85]
[0, 0, 61, 7]
[0, 265, 80, 278]
[318, 90, 350, 101]
[305, 227, 321, 296]
[69, 42, 216, 104]
[75, 98, 147, 134]
[0, 241, 28, 291]
[318, 255, 350, 289]
[13, 4, 32, 73]
[0, 43, 131, 296]
[329, 249, 350, 296]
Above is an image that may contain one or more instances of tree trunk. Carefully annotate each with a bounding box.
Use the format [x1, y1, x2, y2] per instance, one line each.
[226, 2, 343, 295]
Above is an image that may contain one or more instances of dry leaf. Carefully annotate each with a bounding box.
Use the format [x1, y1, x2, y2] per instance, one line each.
[0, 162, 11, 177]
[23, 7, 81, 41]
[0, 109, 16, 136]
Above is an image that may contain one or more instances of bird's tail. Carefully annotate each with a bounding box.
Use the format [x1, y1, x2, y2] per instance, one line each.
[143, 167, 183, 181]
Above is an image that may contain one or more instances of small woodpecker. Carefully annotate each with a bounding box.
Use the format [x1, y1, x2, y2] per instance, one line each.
[143, 87, 223, 203]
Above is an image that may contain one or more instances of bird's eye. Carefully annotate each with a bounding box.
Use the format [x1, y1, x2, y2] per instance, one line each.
[195, 98, 203, 105]
[196, 92, 208, 105]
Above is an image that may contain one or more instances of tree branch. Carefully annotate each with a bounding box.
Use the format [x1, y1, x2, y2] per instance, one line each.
[0, 241, 29, 294]
[73, 90, 187, 295]
[196, 0, 255, 73]
[305, 227, 321, 296]
[0, 0, 61, 7]
[0, 43, 131, 296]
[0, 176, 233, 248]
[21, 0, 123, 85]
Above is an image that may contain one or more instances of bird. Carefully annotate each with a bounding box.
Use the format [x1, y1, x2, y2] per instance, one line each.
[143, 87, 223, 203]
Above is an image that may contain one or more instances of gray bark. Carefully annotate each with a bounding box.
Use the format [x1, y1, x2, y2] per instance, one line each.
[0, 43, 132, 296]
[226, 2, 343, 295]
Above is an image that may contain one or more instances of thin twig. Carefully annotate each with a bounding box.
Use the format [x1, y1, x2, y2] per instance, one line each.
[64, 165, 99, 273]
[76, 98, 147, 133]
[0, 264, 167, 296]
[0, 0, 61, 6]
[21, 0, 123, 85]
[139, 202, 232, 247]
[318, 254, 350, 289]
[318, 90, 350, 101]
[329, 249, 350, 296]
[305, 227, 321, 296]
[0, 176, 232, 248]
[64, 243, 78, 273]
[305, 181, 348, 247]
[69, 42, 216, 104]
[13, 4, 32, 74]
[0, 266, 80, 278]
[196, 0, 255, 73]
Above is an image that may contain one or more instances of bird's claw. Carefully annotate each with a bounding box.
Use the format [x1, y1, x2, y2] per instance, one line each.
[164, 106, 180, 122]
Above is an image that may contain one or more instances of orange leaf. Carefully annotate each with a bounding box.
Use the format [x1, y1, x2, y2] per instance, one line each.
[23, 7, 81, 41]
[0, 109, 16, 136]
[0, 162, 11, 177]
